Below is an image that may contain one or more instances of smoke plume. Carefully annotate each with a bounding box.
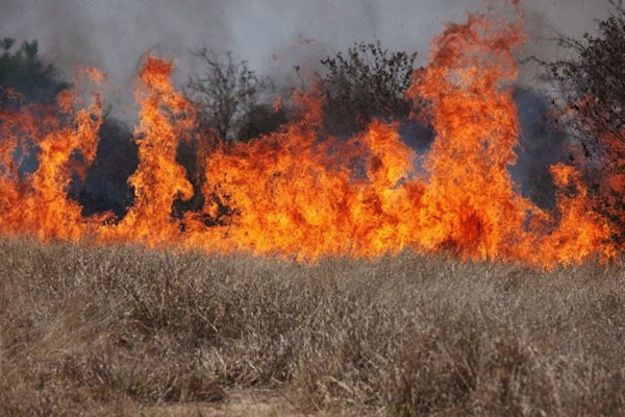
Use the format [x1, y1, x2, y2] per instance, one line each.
[1, 0, 614, 90]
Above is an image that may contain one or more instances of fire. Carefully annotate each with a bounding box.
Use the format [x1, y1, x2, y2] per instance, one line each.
[408, 15, 531, 260]
[0, 69, 104, 242]
[0, 8, 616, 269]
[102, 57, 196, 244]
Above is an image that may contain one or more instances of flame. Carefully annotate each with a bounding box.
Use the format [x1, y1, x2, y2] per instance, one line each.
[0, 9, 616, 269]
[102, 57, 196, 244]
[0, 69, 104, 241]
[407, 15, 531, 260]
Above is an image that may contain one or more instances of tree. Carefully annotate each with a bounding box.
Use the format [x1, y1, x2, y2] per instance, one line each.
[318, 41, 419, 135]
[0, 38, 68, 105]
[550, 0, 625, 240]
[187, 49, 275, 141]
[237, 103, 287, 141]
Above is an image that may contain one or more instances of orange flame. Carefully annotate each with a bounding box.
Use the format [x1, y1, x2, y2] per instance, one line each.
[0, 10, 616, 269]
[0, 69, 104, 241]
[102, 57, 196, 244]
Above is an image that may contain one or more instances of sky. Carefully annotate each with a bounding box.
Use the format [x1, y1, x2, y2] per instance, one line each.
[0, 0, 614, 108]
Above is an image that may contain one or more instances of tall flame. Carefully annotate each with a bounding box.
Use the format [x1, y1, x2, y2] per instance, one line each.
[0, 9, 616, 269]
[103, 57, 196, 244]
[408, 15, 531, 259]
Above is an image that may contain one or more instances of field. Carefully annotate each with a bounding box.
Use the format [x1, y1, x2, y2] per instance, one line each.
[1, 239, 625, 416]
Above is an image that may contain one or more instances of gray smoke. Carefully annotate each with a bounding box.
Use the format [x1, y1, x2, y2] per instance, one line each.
[0, 0, 616, 211]
[0, 0, 614, 92]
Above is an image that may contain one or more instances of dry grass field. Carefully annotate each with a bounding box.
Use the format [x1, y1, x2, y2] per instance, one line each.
[1, 239, 625, 416]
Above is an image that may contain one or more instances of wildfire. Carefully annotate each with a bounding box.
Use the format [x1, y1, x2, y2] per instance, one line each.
[0, 9, 616, 269]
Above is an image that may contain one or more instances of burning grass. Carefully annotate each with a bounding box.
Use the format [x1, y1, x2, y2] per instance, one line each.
[1, 238, 625, 416]
[0, 8, 616, 269]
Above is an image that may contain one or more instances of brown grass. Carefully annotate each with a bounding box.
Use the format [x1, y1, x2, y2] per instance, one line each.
[1, 238, 624, 416]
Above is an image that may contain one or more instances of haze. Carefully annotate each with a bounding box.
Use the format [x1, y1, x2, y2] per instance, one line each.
[1, 0, 613, 99]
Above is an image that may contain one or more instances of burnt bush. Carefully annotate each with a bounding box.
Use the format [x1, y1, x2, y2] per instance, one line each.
[187, 48, 286, 142]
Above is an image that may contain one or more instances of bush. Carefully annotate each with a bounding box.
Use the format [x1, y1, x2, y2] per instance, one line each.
[187, 49, 285, 141]
[319, 41, 419, 135]
[0, 38, 67, 105]
[551, 0, 625, 242]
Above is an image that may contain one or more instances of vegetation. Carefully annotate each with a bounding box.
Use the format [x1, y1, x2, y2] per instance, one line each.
[187, 48, 286, 142]
[318, 41, 419, 135]
[184, 41, 421, 142]
[0, 38, 67, 105]
[1, 239, 624, 416]
[550, 0, 625, 241]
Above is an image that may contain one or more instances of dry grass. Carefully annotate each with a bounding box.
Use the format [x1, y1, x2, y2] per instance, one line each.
[1, 238, 625, 416]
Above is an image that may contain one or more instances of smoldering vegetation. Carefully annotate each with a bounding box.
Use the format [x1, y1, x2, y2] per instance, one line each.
[1, 238, 625, 417]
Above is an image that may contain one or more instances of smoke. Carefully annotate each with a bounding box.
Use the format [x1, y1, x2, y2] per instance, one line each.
[0, 5, 618, 266]
[0, 0, 615, 209]
[1, 0, 614, 89]
[1, 0, 236, 113]
[521, 0, 613, 84]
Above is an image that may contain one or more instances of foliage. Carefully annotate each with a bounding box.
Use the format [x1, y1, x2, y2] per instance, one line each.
[318, 41, 418, 135]
[237, 103, 288, 141]
[551, 0, 625, 240]
[0, 38, 68, 105]
[552, 1, 625, 148]
[187, 49, 283, 141]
